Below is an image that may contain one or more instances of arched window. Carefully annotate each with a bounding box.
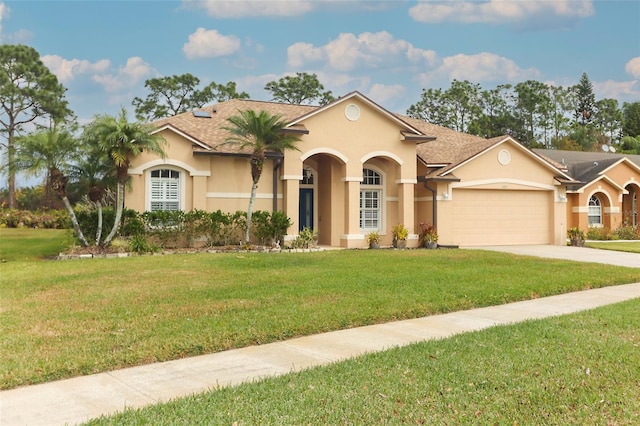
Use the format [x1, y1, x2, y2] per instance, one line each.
[150, 169, 181, 211]
[360, 168, 382, 231]
[588, 195, 601, 226]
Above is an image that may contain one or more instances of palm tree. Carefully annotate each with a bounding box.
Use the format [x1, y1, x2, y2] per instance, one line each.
[222, 109, 302, 243]
[69, 144, 115, 246]
[85, 107, 166, 247]
[14, 124, 89, 246]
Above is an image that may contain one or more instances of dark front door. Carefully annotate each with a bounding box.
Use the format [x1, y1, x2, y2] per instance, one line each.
[299, 188, 314, 231]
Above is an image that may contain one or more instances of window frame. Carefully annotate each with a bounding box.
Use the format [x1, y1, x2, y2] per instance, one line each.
[360, 167, 384, 232]
[588, 194, 602, 227]
[147, 168, 183, 212]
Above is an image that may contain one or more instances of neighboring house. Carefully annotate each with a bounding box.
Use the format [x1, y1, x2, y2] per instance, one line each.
[534, 149, 640, 231]
[125, 91, 596, 248]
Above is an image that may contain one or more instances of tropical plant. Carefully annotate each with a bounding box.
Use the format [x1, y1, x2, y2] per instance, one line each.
[367, 231, 381, 246]
[83, 107, 166, 247]
[418, 222, 438, 246]
[567, 226, 586, 246]
[392, 224, 409, 241]
[221, 109, 302, 243]
[14, 125, 89, 245]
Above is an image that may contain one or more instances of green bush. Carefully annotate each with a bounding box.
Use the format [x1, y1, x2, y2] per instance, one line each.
[0, 209, 70, 229]
[613, 225, 640, 240]
[586, 226, 612, 240]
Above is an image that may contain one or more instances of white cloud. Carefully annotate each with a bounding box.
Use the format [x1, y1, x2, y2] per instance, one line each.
[42, 55, 111, 84]
[417, 52, 540, 85]
[367, 84, 406, 106]
[625, 57, 640, 79]
[595, 79, 639, 102]
[287, 31, 437, 72]
[92, 57, 154, 92]
[183, 28, 241, 60]
[409, 0, 594, 25]
[0, 2, 7, 42]
[182, 0, 313, 18]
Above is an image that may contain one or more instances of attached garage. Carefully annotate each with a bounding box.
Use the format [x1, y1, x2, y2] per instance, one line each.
[451, 188, 553, 246]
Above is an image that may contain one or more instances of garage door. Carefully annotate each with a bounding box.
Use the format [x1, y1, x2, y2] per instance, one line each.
[452, 189, 552, 246]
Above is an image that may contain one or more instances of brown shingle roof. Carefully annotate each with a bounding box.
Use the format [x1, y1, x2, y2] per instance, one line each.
[153, 99, 318, 154]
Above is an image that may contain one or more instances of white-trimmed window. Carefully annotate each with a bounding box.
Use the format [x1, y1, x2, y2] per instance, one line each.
[588, 195, 602, 226]
[150, 169, 181, 211]
[360, 168, 382, 231]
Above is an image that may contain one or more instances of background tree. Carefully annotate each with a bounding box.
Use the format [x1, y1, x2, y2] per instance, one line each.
[513, 80, 551, 147]
[548, 85, 574, 147]
[84, 108, 166, 246]
[595, 98, 623, 145]
[406, 87, 450, 126]
[468, 84, 516, 138]
[264, 72, 334, 105]
[222, 110, 302, 243]
[443, 80, 483, 133]
[0, 44, 72, 208]
[622, 101, 640, 138]
[573, 72, 596, 126]
[132, 73, 250, 121]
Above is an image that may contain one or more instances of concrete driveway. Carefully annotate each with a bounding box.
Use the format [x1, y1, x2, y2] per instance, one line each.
[466, 245, 640, 268]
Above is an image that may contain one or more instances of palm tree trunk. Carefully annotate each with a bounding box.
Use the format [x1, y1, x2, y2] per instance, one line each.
[245, 180, 259, 244]
[95, 201, 103, 246]
[61, 196, 89, 247]
[102, 183, 124, 247]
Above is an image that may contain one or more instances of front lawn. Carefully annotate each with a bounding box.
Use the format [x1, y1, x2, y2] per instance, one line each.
[85, 298, 640, 425]
[586, 241, 640, 254]
[2, 244, 638, 390]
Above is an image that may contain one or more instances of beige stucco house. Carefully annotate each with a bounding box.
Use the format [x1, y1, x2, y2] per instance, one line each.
[125, 91, 638, 248]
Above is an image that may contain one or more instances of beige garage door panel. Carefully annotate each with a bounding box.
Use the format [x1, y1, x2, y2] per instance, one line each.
[452, 189, 552, 246]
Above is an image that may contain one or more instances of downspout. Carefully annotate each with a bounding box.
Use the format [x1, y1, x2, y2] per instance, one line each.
[272, 157, 283, 212]
[422, 181, 437, 230]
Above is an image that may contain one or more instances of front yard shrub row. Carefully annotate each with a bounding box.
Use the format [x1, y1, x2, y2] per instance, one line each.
[75, 208, 291, 251]
[586, 224, 640, 240]
[0, 208, 70, 229]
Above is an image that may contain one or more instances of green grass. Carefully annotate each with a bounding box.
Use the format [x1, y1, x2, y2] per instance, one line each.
[0, 228, 69, 261]
[2, 236, 639, 390]
[586, 241, 640, 254]
[85, 298, 640, 425]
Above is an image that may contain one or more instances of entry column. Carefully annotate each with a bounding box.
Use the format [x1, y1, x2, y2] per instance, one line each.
[397, 180, 417, 247]
[342, 176, 363, 248]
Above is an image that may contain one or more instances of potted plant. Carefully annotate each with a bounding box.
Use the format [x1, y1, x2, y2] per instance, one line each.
[567, 227, 585, 247]
[419, 222, 438, 249]
[367, 231, 381, 249]
[392, 224, 408, 249]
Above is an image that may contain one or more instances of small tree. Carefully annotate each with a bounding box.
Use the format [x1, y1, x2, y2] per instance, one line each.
[221, 110, 302, 243]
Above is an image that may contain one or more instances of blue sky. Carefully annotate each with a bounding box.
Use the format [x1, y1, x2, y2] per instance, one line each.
[1, 0, 639, 124]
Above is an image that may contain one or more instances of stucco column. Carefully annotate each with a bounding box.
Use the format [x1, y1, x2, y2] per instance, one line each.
[342, 178, 363, 248]
[192, 175, 207, 210]
[397, 181, 417, 247]
[283, 177, 300, 242]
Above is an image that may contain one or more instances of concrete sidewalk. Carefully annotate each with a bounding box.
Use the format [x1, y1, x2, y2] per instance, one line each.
[2, 282, 639, 426]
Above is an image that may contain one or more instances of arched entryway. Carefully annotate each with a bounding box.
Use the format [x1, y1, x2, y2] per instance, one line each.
[300, 152, 347, 246]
